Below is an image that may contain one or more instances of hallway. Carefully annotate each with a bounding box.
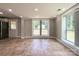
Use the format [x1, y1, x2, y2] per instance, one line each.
[0, 39, 76, 56]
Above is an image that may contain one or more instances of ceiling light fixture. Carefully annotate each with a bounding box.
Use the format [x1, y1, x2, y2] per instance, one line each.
[20, 16, 23, 18]
[57, 8, 66, 15]
[34, 8, 38, 11]
[57, 9, 61, 11]
[57, 8, 66, 12]
[0, 12, 3, 14]
[8, 9, 12, 12]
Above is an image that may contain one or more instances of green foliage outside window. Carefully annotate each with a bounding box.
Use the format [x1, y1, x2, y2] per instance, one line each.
[65, 15, 75, 31]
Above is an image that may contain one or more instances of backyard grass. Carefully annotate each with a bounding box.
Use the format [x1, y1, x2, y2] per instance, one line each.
[67, 31, 75, 42]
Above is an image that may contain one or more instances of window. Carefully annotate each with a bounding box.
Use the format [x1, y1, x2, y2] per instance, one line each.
[62, 13, 75, 43]
[66, 15, 75, 42]
[11, 21, 16, 29]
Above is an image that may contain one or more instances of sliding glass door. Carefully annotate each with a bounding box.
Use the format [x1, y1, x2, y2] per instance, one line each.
[32, 19, 49, 37]
[41, 20, 49, 36]
[32, 20, 40, 36]
[66, 15, 75, 42]
[62, 13, 75, 43]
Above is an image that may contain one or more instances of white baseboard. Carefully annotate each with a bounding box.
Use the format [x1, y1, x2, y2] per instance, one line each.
[49, 36, 56, 39]
[21, 36, 56, 39]
[21, 36, 32, 39]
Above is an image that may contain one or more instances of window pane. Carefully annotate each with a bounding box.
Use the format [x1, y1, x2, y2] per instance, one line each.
[11, 21, 16, 29]
[62, 13, 75, 43]
[32, 20, 40, 36]
[66, 15, 75, 42]
[41, 20, 49, 36]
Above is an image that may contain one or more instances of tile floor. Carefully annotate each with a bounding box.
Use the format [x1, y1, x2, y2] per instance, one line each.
[0, 38, 76, 56]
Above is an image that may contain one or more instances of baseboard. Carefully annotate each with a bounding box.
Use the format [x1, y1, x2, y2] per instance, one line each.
[49, 36, 57, 39]
[21, 36, 56, 39]
[21, 36, 32, 39]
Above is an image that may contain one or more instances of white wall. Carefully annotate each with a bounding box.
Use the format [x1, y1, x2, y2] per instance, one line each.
[21, 18, 32, 38]
[49, 18, 57, 38]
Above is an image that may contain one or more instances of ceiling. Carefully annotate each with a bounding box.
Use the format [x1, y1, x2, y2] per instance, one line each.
[0, 8, 19, 18]
[0, 3, 76, 18]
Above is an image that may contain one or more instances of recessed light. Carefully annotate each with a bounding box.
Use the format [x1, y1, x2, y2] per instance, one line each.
[20, 16, 23, 18]
[8, 9, 12, 12]
[34, 8, 38, 11]
[0, 12, 3, 14]
[57, 9, 61, 11]
[57, 8, 66, 12]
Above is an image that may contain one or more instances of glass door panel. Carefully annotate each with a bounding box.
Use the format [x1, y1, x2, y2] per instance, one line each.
[32, 20, 40, 36]
[62, 14, 75, 43]
[41, 20, 49, 36]
[66, 15, 75, 42]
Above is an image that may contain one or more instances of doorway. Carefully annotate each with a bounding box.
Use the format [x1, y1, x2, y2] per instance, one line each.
[32, 19, 49, 38]
[0, 21, 9, 39]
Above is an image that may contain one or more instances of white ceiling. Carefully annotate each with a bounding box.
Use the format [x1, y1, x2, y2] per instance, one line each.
[0, 3, 76, 18]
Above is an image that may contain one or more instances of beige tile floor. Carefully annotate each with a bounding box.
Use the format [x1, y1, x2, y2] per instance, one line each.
[0, 38, 76, 56]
